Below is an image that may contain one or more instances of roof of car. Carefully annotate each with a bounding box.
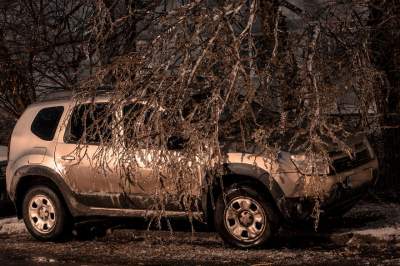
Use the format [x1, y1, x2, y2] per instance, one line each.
[28, 90, 116, 108]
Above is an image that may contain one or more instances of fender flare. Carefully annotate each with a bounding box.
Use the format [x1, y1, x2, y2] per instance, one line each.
[10, 165, 80, 217]
[201, 163, 285, 224]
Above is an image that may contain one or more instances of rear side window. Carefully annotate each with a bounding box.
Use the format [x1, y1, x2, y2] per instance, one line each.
[65, 103, 113, 144]
[31, 106, 64, 141]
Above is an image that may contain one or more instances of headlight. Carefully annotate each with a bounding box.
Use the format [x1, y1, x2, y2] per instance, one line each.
[290, 154, 330, 175]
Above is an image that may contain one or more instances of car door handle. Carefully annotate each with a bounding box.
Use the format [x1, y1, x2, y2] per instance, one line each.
[61, 155, 76, 161]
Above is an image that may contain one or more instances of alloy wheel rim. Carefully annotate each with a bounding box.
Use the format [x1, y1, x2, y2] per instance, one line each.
[224, 196, 266, 243]
[28, 194, 57, 234]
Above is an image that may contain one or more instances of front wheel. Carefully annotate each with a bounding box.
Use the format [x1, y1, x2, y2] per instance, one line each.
[214, 185, 278, 248]
[22, 186, 70, 241]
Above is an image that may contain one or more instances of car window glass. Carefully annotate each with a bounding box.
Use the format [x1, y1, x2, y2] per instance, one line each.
[31, 106, 64, 141]
[123, 103, 153, 123]
[123, 103, 155, 146]
[66, 103, 113, 144]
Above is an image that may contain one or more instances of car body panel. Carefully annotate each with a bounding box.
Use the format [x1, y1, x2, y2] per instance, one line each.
[0, 160, 14, 217]
[6, 96, 379, 223]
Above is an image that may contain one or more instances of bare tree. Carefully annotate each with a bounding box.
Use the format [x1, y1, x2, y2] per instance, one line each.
[71, 0, 379, 227]
[370, 0, 400, 189]
[1, 0, 396, 228]
[0, 0, 90, 117]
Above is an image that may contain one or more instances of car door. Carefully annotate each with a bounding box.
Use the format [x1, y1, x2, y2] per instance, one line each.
[121, 102, 202, 211]
[54, 101, 123, 208]
[117, 102, 159, 209]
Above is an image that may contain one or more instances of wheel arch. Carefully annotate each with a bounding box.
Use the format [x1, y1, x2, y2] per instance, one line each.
[202, 163, 284, 228]
[12, 166, 74, 219]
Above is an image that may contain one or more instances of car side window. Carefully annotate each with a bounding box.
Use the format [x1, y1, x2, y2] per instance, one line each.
[123, 103, 153, 124]
[65, 103, 113, 145]
[31, 106, 64, 141]
[123, 103, 156, 146]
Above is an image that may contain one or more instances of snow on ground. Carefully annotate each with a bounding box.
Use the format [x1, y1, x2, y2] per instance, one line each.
[353, 227, 400, 241]
[0, 217, 26, 235]
[0, 200, 399, 265]
[0, 200, 399, 243]
[338, 201, 400, 242]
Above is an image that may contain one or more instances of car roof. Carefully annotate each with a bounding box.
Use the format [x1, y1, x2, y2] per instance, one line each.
[27, 92, 153, 110]
[28, 96, 113, 108]
[27, 88, 121, 107]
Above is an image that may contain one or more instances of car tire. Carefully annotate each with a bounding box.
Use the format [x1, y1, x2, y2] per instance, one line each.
[214, 185, 278, 248]
[22, 186, 70, 241]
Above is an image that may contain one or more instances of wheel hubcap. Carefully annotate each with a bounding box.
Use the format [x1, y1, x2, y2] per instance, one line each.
[28, 195, 56, 234]
[239, 210, 254, 226]
[224, 196, 266, 242]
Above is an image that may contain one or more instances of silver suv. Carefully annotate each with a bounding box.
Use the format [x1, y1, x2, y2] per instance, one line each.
[6, 96, 379, 248]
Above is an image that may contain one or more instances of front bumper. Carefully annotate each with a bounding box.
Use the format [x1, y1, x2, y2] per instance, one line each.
[278, 159, 379, 221]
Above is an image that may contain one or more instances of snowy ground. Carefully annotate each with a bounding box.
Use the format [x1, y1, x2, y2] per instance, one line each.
[0, 200, 399, 265]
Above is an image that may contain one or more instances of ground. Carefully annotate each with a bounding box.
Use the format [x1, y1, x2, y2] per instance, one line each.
[0, 200, 399, 265]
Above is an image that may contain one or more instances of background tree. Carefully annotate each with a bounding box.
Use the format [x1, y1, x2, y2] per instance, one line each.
[0, 0, 90, 117]
[370, 0, 400, 189]
[73, 0, 380, 227]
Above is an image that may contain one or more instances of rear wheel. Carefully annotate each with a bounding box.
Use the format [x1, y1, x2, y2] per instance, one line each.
[22, 186, 70, 241]
[214, 185, 278, 248]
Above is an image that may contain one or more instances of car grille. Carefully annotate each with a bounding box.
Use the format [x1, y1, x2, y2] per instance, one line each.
[330, 147, 372, 173]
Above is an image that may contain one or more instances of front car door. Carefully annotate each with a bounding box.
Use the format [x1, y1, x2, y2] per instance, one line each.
[120, 102, 202, 212]
[54, 101, 123, 208]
